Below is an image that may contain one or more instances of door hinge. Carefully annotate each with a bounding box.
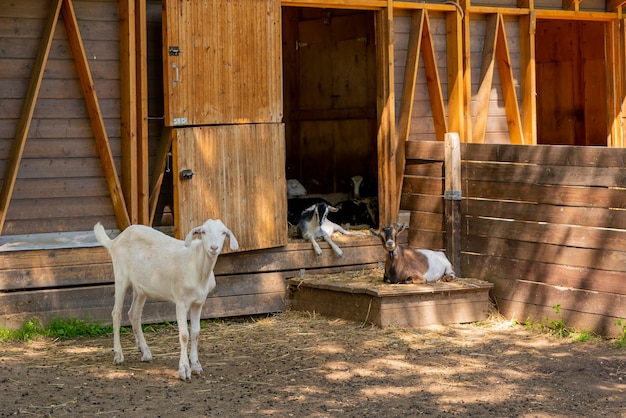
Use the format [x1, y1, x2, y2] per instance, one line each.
[169, 46, 181, 56]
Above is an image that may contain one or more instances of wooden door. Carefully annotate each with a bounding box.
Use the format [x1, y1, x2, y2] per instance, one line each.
[173, 124, 286, 251]
[163, 0, 286, 250]
[162, 0, 282, 126]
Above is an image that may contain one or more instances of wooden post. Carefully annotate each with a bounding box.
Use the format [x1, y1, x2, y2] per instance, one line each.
[444, 132, 462, 277]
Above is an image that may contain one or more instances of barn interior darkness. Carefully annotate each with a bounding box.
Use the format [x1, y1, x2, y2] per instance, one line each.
[282, 7, 379, 196]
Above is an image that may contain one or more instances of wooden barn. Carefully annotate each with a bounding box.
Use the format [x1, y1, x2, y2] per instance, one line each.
[1, 0, 625, 336]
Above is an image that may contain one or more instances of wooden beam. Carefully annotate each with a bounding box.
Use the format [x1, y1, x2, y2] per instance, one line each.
[459, 0, 473, 143]
[376, 4, 396, 224]
[519, 11, 537, 145]
[607, 20, 624, 147]
[135, 0, 150, 223]
[119, 0, 138, 224]
[444, 132, 461, 276]
[61, 0, 130, 229]
[446, 8, 465, 142]
[0, 0, 62, 235]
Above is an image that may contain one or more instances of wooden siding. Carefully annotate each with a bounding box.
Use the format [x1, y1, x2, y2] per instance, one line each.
[403, 140, 626, 337]
[162, 0, 283, 126]
[0, 236, 385, 328]
[0, 0, 120, 234]
[173, 124, 287, 250]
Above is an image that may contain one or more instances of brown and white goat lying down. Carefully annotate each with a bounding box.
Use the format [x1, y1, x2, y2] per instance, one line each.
[94, 219, 238, 380]
[371, 223, 455, 284]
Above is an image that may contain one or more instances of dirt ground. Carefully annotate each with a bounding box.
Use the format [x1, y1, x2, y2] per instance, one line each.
[1, 310, 625, 418]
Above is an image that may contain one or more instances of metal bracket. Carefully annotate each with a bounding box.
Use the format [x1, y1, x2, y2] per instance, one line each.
[169, 46, 181, 56]
[444, 190, 462, 201]
[180, 169, 195, 180]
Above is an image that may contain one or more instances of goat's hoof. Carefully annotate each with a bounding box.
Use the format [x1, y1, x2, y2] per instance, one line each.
[140, 349, 153, 362]
[191, 362, 203, 376]
[178, 362, 192, 380]
[113, 352, 124, 365]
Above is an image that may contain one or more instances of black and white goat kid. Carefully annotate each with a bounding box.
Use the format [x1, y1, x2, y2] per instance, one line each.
[298, 202, 364, 257]
[371, 223, 455, 284]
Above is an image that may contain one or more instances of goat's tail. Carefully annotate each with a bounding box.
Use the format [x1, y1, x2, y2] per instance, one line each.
[93, 222, 112, 250]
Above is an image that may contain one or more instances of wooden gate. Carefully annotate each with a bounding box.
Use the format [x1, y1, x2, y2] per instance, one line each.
[162, 0, 286, 249]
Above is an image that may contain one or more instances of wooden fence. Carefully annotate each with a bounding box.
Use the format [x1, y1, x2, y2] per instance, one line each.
[402, 140, 626, 337]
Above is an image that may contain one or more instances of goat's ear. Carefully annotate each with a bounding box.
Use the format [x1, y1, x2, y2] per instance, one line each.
[328, 205, 339, 212]
[370, 228, 381, 237]
[396, 223, 408, 234]
[226, 228, 239, 251]
[184, 227, 202, 247]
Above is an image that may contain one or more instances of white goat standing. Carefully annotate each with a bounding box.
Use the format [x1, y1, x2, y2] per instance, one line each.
[94, 219, 238, 380]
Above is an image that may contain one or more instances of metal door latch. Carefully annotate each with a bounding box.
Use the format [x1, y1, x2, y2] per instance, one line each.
[180, 169, 195, 180]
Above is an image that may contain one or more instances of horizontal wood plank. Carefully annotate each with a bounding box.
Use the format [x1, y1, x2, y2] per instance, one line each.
[464, 235, 626, 273]
[462, 253, 626, 296]
[464, 216, 626, 252]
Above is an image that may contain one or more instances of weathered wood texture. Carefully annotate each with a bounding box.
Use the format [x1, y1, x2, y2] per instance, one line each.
[0, 235, 385, 328]
[0, 0, 121, 234]
[173, 124, 287, 251]
[162, 0, 282, 126]
[403, 140, 626, 337]
[288, 273, 493, 327]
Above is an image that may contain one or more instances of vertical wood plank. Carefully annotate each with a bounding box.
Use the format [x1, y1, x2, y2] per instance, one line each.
[0, 0, 62, 234]
[377, 4, 396, 224]
[444, 132, 461, 275]
[446, 9, 465, 142]
[119, 0, 139, 224]
[519, 11, 537, 145]
[135, 0, 150, 223]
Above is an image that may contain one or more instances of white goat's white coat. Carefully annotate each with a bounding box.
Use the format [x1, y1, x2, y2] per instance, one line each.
[94, 219, 238, 380]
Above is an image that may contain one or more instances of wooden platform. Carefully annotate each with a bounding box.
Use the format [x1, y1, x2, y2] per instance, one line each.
[287, 269, 494, 328]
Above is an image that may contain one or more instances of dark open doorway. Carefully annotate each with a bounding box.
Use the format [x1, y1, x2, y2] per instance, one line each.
[282, 7, 378, 196]
[535, 20, 607, 146]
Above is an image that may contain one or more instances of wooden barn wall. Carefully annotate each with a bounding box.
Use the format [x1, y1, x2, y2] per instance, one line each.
[393, 10, 520, 144]
[403, 140, 626, 337]
[0, 0, 120, 235]
[393, 11, 448, 142]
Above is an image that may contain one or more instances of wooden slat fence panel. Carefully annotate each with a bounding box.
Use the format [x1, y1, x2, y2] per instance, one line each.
[403, 140, 626, 337]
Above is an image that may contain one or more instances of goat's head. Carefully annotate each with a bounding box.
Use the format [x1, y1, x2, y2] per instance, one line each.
[370, 223, 408, 252]
[349, 175, 364, 199]
[302, 202, 337, 226]
[184, 219, 239, 255]
[287, 179, 307, 198]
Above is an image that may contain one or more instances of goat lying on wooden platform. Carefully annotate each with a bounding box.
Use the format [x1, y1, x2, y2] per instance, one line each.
[298, 202, 364, 257]
[94, 219, 238, 380]
[371, 223, 455, 284]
